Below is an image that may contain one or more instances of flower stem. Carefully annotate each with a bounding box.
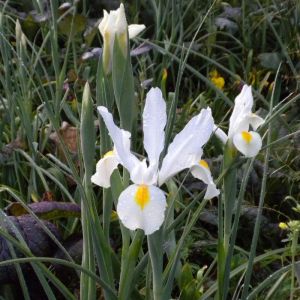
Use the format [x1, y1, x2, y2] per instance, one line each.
[148, 230, 164, 300]
[218, 143, 237, 300]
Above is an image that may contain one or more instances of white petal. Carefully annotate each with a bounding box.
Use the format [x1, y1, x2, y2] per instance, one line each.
[98, 10, 109, 36]
[233, 131, 262, 157]
[213, 125, 228, 144]
[228, 85, 253, 138]
[248, 113, 264, 130]
[143, 87, 166, 169]
[116, 3, 128, 34]
[205, 183, 220, 200]
[130, 159, 158, 186]
[128, 24, 146, 39]
[191, 160, 220, 199]
[158, 108, 214, 186]
[97, 106, 140, 174]
[117, 184, 167, 235]
[91, 152, 119, 188]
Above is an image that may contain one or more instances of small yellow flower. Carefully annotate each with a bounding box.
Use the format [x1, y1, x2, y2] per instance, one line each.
[209, 70, 225, 90]
[279, 222, 289, 230]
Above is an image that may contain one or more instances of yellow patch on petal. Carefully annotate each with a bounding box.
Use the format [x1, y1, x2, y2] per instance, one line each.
[241, 131, 252, 143]
[199, 159, 209, 169]
[103, 150, 114, 158]
[104, 31, 110, 43]
[135, 185, 150, 210]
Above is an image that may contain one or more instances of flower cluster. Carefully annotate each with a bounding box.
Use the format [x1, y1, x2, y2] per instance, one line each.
[92, 88, 219, 235]
[94, 5, 265, 236]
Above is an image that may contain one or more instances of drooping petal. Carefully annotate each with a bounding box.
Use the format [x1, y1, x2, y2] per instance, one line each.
[205, 183, 220, 200]
[128, 24, 146, 38]
[158, 108, 214, 186]
[91, 151, 119, 188]
[247, 113, 264, 131]
[191, 160, 220, 199]
[213, 125, 228, 144]
[228, 85, 253, 138]
[143, 87, 167, 169]
[233, 131, 262, 157]
[117, 184, 167, 235]
[98, 106, 140, 174]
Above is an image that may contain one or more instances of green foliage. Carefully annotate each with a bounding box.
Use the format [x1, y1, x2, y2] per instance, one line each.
[0, 0, 299, 299]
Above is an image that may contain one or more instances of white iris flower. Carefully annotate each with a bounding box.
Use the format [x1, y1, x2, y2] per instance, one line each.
[92, 88, 219, 235]
[99, 3, 145, 74]
[214, 85, 264, 157]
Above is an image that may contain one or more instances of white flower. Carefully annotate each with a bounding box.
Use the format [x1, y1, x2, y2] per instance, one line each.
[214, 85, 264, 157]
[98, 3, 145, 74]
[92, 87, 218, 235]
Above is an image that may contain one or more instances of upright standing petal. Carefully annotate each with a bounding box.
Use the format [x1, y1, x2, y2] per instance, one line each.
[191, 160, 220, 199]
[91, 151, 119, 188]
[143, 88, 167, 169]
[115, 3, 128, 57]
[98, 10, 109, 36]
[115, 4, 127, 35]
[158, 108, 214, 186]
[117, 184, 167, 235]
[228, 85, 253, 138]
[98, 106, 140, 173]
[129, 159, 158, 186]
[233, 131, 262, 157]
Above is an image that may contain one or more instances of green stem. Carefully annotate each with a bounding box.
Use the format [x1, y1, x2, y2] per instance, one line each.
[148, 230, 164, 300]
[240, 129, 271, 299]
[240, 62, 281, 299]
[223, 159, 254, 298]
[217, 194, 225, 300]
[218, 142, 237, 300]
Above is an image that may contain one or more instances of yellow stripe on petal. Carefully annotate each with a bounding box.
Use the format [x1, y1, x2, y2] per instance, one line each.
[241, 131, 252, 143]
[135, 185, 150, 210]
[199, 159, 209, 169]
